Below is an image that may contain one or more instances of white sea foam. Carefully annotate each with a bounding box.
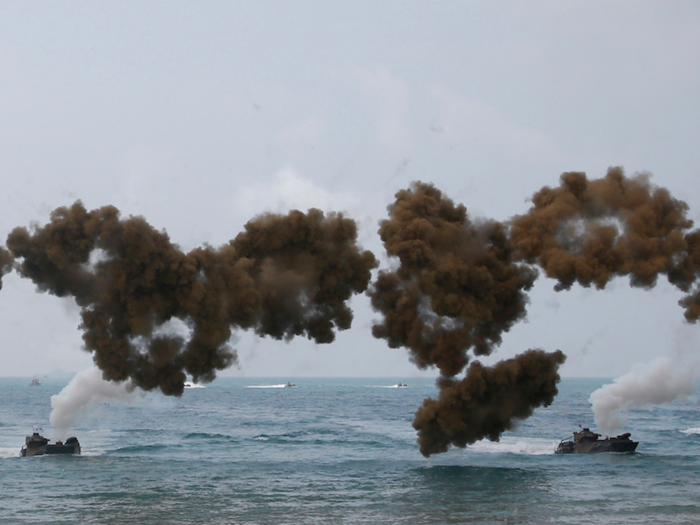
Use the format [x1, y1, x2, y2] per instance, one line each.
[468, 438, 557, 455]
[247, 384, 288, 389]
[681, 427, 700, 435]
[75, 447, 104, 457]
[0, 447, 19, 458]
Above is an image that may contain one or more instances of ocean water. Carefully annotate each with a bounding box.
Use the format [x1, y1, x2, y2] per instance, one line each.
[1, 376, 699, 524]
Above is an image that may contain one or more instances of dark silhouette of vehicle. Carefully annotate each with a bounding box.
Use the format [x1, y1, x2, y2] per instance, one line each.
[555, 428, 638, 454]
[20, 431, 81, 457]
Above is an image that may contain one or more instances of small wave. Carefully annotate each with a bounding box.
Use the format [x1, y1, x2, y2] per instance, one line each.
[250, 432, 306, 443]
[78, 449, 105, 457]
[111, 444, 169, 454]
[468, 438, 557, 455]
[119, 428, 168, 435]
[0, 447, 19, 458]
[183, 432, 234, 441]
[680, 427, 700, 435]
[248, 429, 387, 448]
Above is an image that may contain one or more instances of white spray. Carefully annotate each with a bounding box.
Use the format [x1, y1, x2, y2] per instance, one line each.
[50, 366, 137, 439]
[589, 356, 698, 434]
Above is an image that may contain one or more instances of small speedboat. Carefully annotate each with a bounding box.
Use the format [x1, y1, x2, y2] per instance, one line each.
[285, 382, 297, 388]
[29, 378, 41, 386]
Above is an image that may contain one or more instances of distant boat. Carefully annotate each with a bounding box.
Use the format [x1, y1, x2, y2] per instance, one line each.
[395, 382, 407, 388]
[285, 382, 297, 388]
[29, 378, 41, 386]
[184, 381, 205, 389]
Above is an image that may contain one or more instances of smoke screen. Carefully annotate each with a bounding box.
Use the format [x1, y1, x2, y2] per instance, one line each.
[5, 166, 700, 455]
[6, 202, 377, 395]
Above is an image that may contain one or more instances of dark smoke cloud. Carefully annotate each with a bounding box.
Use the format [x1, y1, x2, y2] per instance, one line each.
[370, 170, 700, 455]
[227, 209, 377, 342]
[369, 182, 537, 377]
[0, 246, 13, 290]
[368, 183, 563, 456]
[673, 229, 700, 321]
[413, 349, 565, 457]
[5, 167, 699, 455]
[510, 167, 700, 320]
[6, 202, 376, 395]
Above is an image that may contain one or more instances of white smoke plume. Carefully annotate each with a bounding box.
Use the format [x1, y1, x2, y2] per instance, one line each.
[50, 366, 137, 439]
[589, 357, 699, 434]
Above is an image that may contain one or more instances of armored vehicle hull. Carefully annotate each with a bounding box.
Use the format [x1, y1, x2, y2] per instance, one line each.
[20, 433, 81, 457]
[555, 428, 638, 454]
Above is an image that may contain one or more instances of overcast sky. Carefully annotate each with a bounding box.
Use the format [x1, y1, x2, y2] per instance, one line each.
[1, 1, 699, 379]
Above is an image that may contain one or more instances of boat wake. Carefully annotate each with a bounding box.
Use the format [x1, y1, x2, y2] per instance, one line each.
[468, 438, 558, 456]
[0, 447, 18, 458]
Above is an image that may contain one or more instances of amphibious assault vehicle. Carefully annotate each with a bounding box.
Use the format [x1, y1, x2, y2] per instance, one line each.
[20, 430, 81, 457]
[555, 428, 638, 454]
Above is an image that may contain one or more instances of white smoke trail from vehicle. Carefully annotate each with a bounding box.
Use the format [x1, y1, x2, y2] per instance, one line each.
[50, 366, 137, 439]
[589, 357, 699, 434]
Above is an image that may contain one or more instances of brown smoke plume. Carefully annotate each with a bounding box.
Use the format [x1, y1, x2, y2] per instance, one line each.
[385, 168, 699, 455]
[0, 246, 13, 290]
[6, 202, 376, 395]
[369, 182, 537, 377]
[510, 167, 700, 320]
[413, 349, 566, 457]
[6, 168, 698, 455]
[368, 183, 564, 455]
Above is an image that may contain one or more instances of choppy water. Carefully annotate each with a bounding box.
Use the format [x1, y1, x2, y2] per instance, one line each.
[1, 376, 699, 524]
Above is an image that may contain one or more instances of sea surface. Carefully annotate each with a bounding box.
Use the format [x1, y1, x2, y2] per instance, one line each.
[1, 376, 699, 524]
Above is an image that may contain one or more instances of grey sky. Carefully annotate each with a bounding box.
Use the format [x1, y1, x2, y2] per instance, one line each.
[1, 1, 699, 378]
